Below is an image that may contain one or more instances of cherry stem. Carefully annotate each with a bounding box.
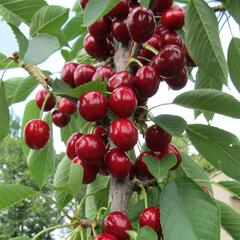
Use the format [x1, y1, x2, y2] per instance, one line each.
[80, 227, 85, 240]
[81, 122, 94, 134]
[95, 207, 107, 221]
[137, 56, 151, 63]
[91, 224, 97, 238]
[127, 57, 144, 68]
[39, 93, 51, 120]
[143, 44, 159, 55]
[1, 60, 15, 81]
[139, 183, 148, 208]
[149, 102, 172, 111]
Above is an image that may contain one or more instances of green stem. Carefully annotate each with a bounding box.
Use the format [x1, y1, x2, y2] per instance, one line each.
[143, 44, 159, 55]
[127, 57, 144, 68]
[137, 56, 151, 63]
[149, 102, 172, 111]
[91, 225, 97, 238]
[139, 184, 148, 208]
[1, 60, 15, 81]
[39, 93, 51, 120]
[95, 207, 107, 221]
[80, 227, 85, 240]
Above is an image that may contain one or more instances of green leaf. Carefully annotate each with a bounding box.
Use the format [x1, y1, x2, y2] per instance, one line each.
[173, 89, 240, 119]
[185, 0, 227, 84]
[223, 0, 240, 24]
[127, 230, 138, 240]
[218, 181, 240, 199]
[0, 53, 18, 69]
[68, 163, 83, 197]
[139, 0, 151, 8]
[187, 124, 240, 181]
[0, 184, 36, 210]
[160, 177, 220, 240]
[137, 226, 158, 240]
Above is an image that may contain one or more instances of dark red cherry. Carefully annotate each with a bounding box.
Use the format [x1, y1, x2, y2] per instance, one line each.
[75, 134, 106, 166]
[129, 1, 140, 12]
[78, 91, 108, 122]
[24, 119, 50, 150]
[135, 66, 160, 98]
[92, 66, 115, 81]
[73, 64, 96, 87]
[152, 0, 173, 14]
[103, 211, 132, 240]
[112, 18, 131, 43]
[66, 133, 83, 160]
[183, 45, 196, 67]
[109, 86, 137, 118]
[107, 0, 129, 19]
[61, 62, 78, 88]
[105, 148, 132, 179]
[51, 110, 71, 128]
[72, 156, 98, 184]
[35, 89, 56, 112]
[127, 6, 156, 43]
[80, 0, 88, 9]
[95, 233, 117, 240]
[94, 125, 108, 144]
[161, 7, 185, 31]
[161, 32, 183, 47]
[58, 98, 76, 116]
[109, 119, 138, 151]
[108, 71, 135, 92]
[155, 25, 169, 39]
[145, 125, 172, 152]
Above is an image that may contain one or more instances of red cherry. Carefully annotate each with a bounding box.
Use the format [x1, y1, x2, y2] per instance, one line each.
[145, 125, 172, 152]
[94, 125, 108, 144]
[72, 157, 98, 184]
[183, 45, 196, 67]
[127, 6, 156, 43]
[103, 211, 132, 240]
[80, 0, 88, 9]
[109, 119, 138, 151]
[92, 66, 115, 81]
[107, 0, 129, 19]
[161, 32, 183, 47]
[161, 7, 185, 31]
[155, 25, 169, 39]
[109, 86, 137, 118]
[112, 18, 131, 43]
[24, 119, 50, 150]
[139, 207, 161, 234]
[51, 110, 71, 128]
[105, 148, 132, 179]
[108, 71, 135, 92]
[66, 133, 83, 160]
[78, 91, 108, 122]
[75, 134, 106, 166]
[95, 233, 117, 240]
[61, 62, 78, 88]
[129, 1, 140, 12]
[35, 89, 56, 112]
[73, 64, 96, 87]
[135, 66, 160, 98]
[152, 0, 173, 14]
[58, 98, 76, 116]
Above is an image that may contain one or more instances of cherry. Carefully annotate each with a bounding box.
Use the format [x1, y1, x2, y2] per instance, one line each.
[155, 25, 169, 39]
[107, 0, 129, 19]
[161, 32, 183, 47]
[107, 71, 135, 92]
[58, 98, 76, 116]
[35, 89, 56, 112]
[109, 118, 138, 151]
[77, 91, 108, 122]
[80, 0, 88, 9]
[129, 1, 140, 12]
[135, 66, 160, 98]
[109, 86, 137, 118]
[51, 110, 71, 128]
[105, 148, 132, 179]
[95, 233, 117, 240]
[61, 62, 78, 88]
[66, 133, 83, 160]
[75, 134, 106, 166]
[152, 0, 173, 14]
[161, 7, 185, 31]
[112, 18, 131, 43]
[145, 125, 172, 152]
[94, 125, 108, 144]
[24, 119, 50, 150]
[183, 45, 196, 67]
[151, 44, 185, 78]
[103, 211, 132, 240]
[164, 67, 188, 90]
[127, 6, 156, 43]
[73, 64, 96, 87]
[139, 207, 161, 234]
[72, 156, 98, 184]
[88, 17, 112, 41]
[92, 66, 115, 81]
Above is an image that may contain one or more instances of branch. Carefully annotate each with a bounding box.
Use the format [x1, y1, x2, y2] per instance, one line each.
[213, 4, 226, 12]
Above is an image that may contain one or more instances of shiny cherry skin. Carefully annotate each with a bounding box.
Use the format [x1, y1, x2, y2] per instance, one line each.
[72, 156, 98, 184]
[74, 64, 96, 87]
[139, 207, 161, 234]
[51, 110, 71, 128]
[152, 0, 173, 14]
[129, 1, 140, 12]
[161, 32, 183, 47]
[105, 148, 132, 179]
[145, 125, 172, 152]
[161, 7, 185, 31]
[112, 18, 131, 43]
[135, 66, 160, 98]
[94, 125, 108, 144]
[75, 134, 106, 166]
[61, 62, 78, 88]
[107, 0, 129, 19]
[127, 6, 156, 43]
[103, 211, 132, 240]
[92, 66, 115, 81]
[95, 233, 117, 240]
[58, 98, 76, 116]
[109, 119, 138, 151]
[35, 89, 56, 112]
[155, 25, 169, 39]
[78, 91, 108, 122]
[108, 71, 135, 92]
[66, 133, 83, 160]
[151, 44, 185, 78]
[24, 119, 50, 150]
[109, 86, 137, 118]
[80, 0, 88, 9]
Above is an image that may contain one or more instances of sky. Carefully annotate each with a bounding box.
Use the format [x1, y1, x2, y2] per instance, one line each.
[0, 0, 240, 154]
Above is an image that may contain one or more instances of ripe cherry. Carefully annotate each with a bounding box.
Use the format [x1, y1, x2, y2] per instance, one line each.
[92, 66, 115, 81]
[103, 211, 132, 240]
[145, 125, 172, 152]
[107, 0, 129, 19]
[95, 233, 117, 240]
[109, 86, 137, 118]
[58, 98, 76, 116]
[80, 0, 88, 9]
[135, 66, 160, 98]
[78, 91, 108, 122]
[183, 45, 196, 67]
[35, 89, 56, 111]
[129, 1, 140, 12]
[66, 133, 82, 160]
[61, 62, 78, 88]
[161, 7, 185, 31]
[127, 6, 156, 43]
[74, 64, 96, 87]
[94, 125, 108, 144]
[161, 32, 183, 47]
[112, 18, 131, 43]
[75, 134, 106, 166]
[24, 119, 50, 150]
[152, 0, 173, 14]
[109, 118, 138, 151]
[155, 25, 169, 39]
[51, 110, 71, 128]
